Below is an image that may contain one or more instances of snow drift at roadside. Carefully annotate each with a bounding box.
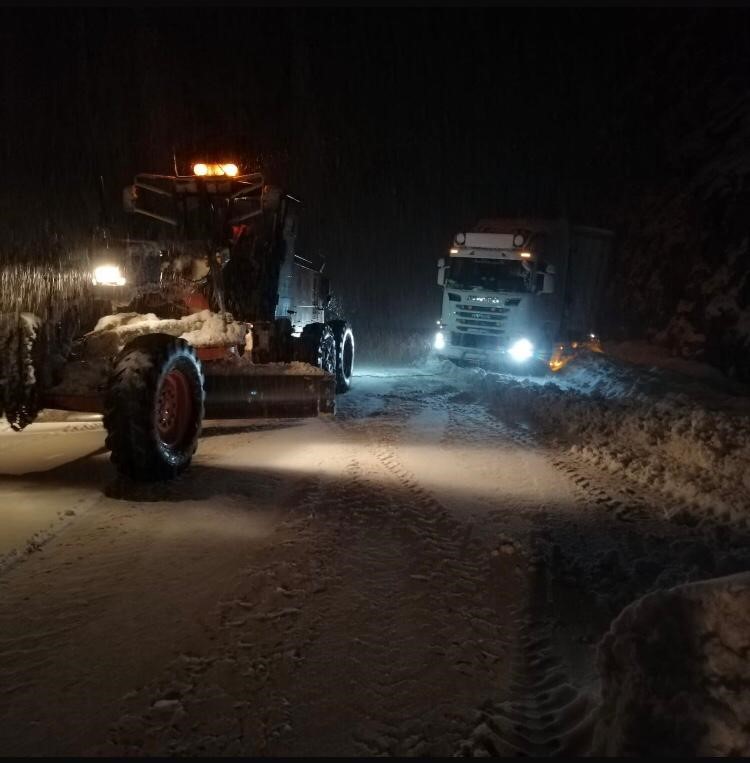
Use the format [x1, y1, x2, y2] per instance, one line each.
[438, 350, 750, 525]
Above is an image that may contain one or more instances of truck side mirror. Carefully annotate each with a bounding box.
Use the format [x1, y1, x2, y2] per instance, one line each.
[122, 185, 137, 213]
[437, 257, 446, 286]
[537, 264, 555, 294]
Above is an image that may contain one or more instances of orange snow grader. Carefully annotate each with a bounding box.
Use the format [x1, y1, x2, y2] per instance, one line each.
[0, 159, 354, 481]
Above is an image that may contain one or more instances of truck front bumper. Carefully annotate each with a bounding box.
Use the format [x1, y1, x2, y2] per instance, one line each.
[436, 335, 547, 367]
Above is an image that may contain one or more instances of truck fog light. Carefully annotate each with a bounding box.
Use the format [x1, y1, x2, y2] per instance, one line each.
[434, 331, 446, 351]
[509, 338, 533, 362]
[92, 264, 126, 286]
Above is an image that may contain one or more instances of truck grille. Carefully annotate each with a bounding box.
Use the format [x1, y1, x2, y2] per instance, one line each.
[455, 305, 507, 331]
[458, 304, 509, 315]
[453, 303, 508, 337]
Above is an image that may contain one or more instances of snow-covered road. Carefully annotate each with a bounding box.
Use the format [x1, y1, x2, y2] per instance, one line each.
[1, 360, 749, 755]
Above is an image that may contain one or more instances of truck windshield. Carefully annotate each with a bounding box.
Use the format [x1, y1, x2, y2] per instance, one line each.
[446, 257, 529, 292]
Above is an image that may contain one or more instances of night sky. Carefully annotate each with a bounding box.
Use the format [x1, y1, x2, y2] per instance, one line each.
[2, 7, 749, 332]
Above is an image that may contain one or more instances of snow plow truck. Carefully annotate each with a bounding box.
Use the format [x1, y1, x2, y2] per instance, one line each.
[0, 159, 355, 481]
[434, 217, 613, 372]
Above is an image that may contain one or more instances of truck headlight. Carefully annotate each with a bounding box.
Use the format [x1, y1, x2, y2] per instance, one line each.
[434, 331, 446, 351]
[92, 264, 126, 286]
[509, 338, 533, 362]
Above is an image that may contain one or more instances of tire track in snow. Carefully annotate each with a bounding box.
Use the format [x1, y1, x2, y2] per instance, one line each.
[451, 401, 684, 525]
[457, 564, 597, 757]
[94, 435, 509, 757]
[322, 417, 518, 756]
[99, 474, 339, 756]
[373, 389, 602, 756]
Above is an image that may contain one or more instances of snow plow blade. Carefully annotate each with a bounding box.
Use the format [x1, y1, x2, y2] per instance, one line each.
[548, 336, 604, 372]
[203, 372, 336, 419]
[41, 373, 336, 419]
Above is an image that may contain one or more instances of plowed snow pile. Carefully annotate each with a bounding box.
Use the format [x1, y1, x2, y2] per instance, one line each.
[593, 572, 750, 756]
[436, 350, 750, 526]
[85, 310, 249, 357]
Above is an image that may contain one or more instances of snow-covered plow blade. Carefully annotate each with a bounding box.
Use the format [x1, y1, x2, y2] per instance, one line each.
[41, 371, 335, 419]
[203, 370, 336, 419]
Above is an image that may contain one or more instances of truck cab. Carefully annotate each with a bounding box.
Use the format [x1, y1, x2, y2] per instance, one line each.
[435, 219, 558, 367]
[435, 217, 613, 370]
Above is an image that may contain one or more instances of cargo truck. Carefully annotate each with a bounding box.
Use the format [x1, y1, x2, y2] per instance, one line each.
[434, 217, 613, 371]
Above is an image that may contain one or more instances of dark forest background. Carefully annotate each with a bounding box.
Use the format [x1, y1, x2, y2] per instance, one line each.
[2, 8, 750, 372]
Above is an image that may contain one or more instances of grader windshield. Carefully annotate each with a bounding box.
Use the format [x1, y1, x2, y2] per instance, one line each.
[123, 165, 266, 241]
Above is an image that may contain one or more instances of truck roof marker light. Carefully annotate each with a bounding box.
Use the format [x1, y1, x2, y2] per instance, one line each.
[193, 163, 209, 176]
[520, 251, 532, 258]
[221, 163, 239, 177]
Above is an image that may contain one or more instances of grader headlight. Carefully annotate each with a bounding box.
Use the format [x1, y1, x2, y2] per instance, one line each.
[92, 264, 126, 287]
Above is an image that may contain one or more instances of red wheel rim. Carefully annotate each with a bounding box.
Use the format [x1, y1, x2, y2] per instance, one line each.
[156, 369, 193, 448]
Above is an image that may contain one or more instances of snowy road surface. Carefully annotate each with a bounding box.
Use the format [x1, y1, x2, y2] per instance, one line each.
[1, 360, 749, 755]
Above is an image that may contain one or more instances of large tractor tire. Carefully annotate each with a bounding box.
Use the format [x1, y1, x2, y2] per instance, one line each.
[104, 334, 205, 481]
[328, 320, 355, 393]
[297, 323, 337, 375]
[1, 312, 43, 430]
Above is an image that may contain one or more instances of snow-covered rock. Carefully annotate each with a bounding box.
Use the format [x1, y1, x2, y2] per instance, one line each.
[593, 572, 750, 757]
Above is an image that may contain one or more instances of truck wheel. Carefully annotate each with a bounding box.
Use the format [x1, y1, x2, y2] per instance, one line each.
[328, 320, 355, 393]
[104, 334, 204, 481]
[298, 323, 336, 374]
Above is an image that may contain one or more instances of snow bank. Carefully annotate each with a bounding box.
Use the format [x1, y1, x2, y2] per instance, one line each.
[592, 572, 750, 756]
[84, 310, 248, 358]
[435, 351, 750, 525]
[604, 339, 750, 398]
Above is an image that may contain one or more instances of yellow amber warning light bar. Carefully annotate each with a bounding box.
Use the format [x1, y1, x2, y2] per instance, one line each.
[192, 162, 239, 177]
